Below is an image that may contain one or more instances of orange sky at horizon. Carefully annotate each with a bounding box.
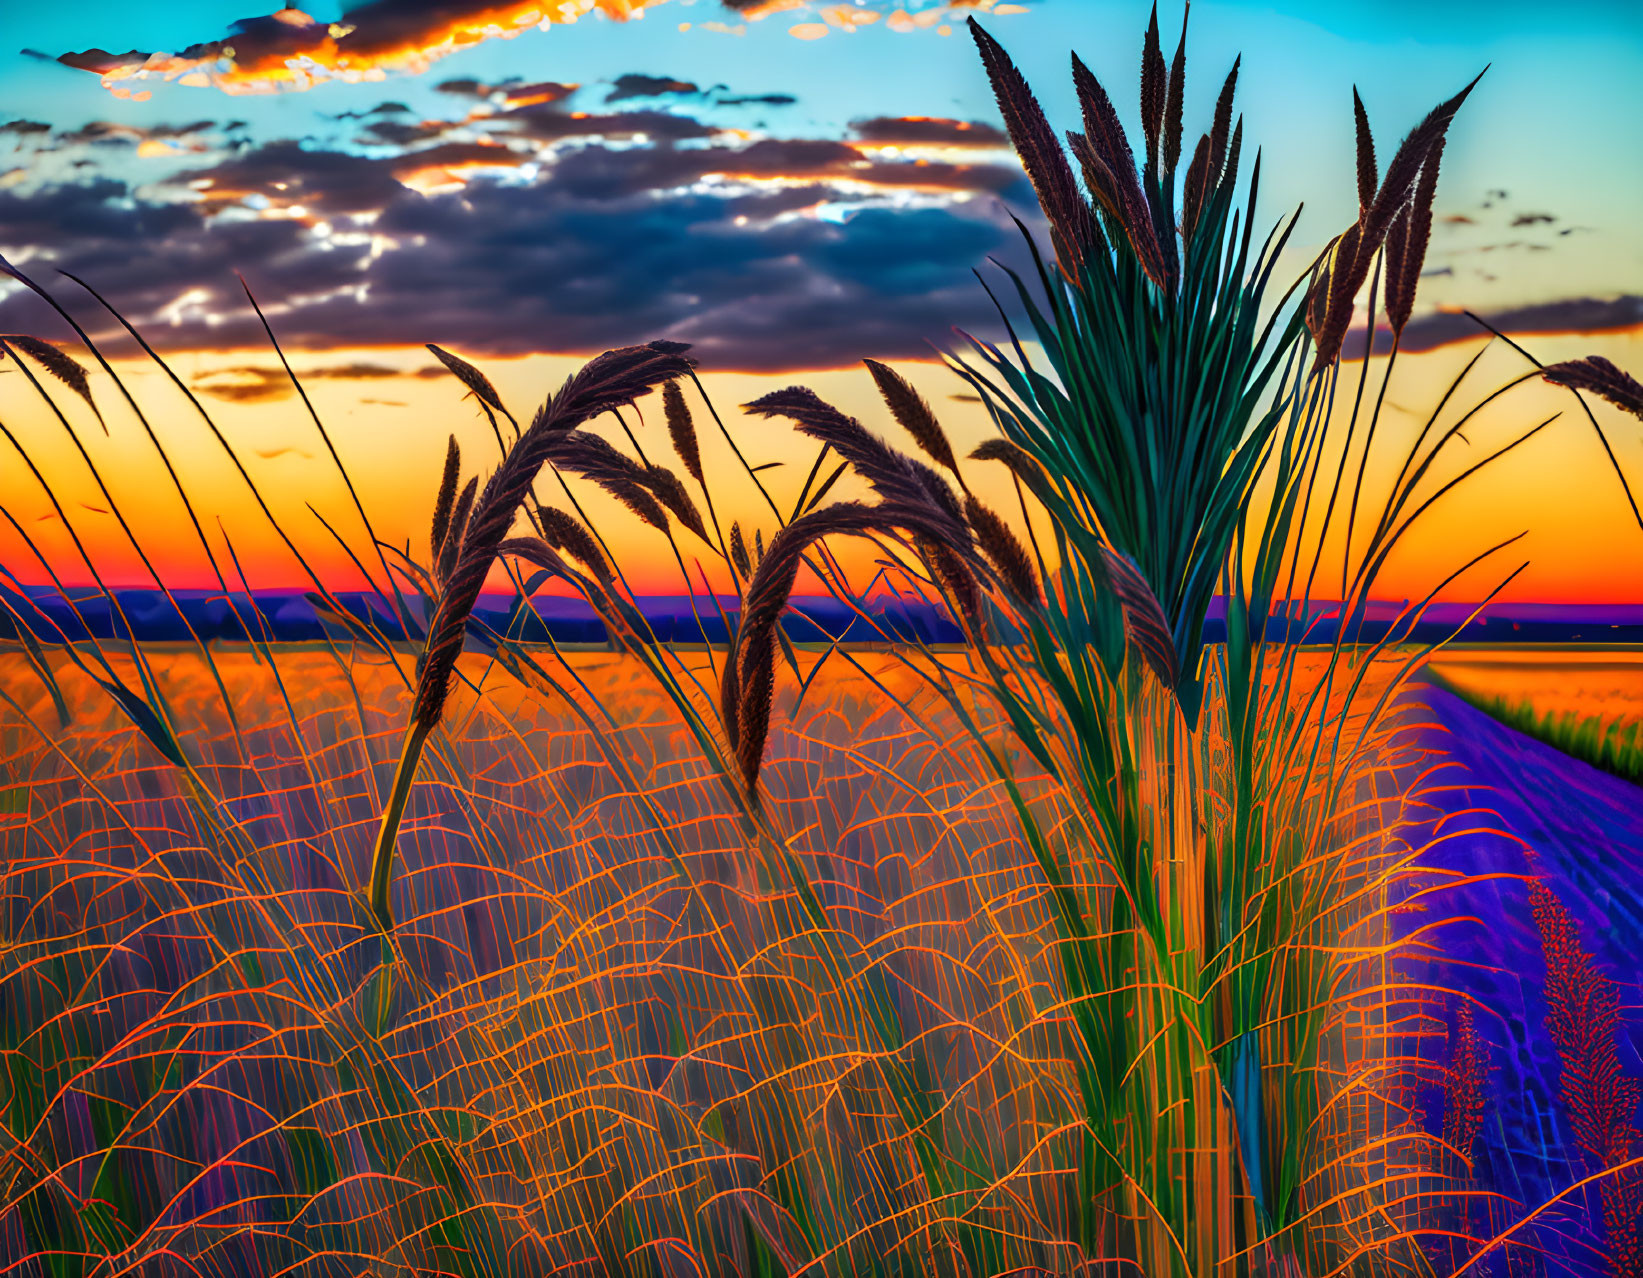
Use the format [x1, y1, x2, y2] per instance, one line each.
[2, 327, 1642, 609]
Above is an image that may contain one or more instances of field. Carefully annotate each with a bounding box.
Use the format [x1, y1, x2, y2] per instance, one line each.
[1430, 650, 1643, 786]
[4, 4, 1642, 1274]
[0, 641, 1466, 1277]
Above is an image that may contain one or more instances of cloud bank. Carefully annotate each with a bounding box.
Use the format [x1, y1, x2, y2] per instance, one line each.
[0, 86, 1035, 371]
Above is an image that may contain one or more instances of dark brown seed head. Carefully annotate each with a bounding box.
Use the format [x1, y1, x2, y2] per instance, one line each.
[1064, 116, 1167, 287]
[744, 385, 966, 527]
[1068, 130, 1121, 223]
[730, 521, 752, 579]
[1352, 89, 1377, 216]
[1363, 70, 1484, 255]
[1162, 5, 1188, 174]
[863, 358, 960, 478]
[1384, 204, 1412, 338]
[545, 430, 671, 531]
[1312, 221, 1365, 368]
[965, 494, 1039, 604]
[1101, 547, 1180, 689]
[968, 17, 1098, 272]
[1221, 118, 1243, 191]
[1, 334, 99, 422]
[1387, 137, 1444, 336]
[535, 505, 611, 581]
[1305, 258, 1331, 341]
[970, 438, 1048, 499]
[1309, 72, 1481, 374]
[1140, 3, 1166, 170]
[411, 342, 693, 736]
[438, 475, 478, 587]
[662, 380, 703, 485]
[427, 343, 505, 413]
[430, 434, 460, 565]
[1208, 57, 1239, 175]
[1543, 357, 1643, 421]
[730, 500, 960, 799]
[920, 536, 981, 627]
[1181, 133, 1214, 243]
[643, 463, 710, 542]
[1071, 52, 1147, 234]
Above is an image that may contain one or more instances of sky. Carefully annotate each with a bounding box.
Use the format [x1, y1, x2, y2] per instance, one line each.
[0, 0, 1640, 603]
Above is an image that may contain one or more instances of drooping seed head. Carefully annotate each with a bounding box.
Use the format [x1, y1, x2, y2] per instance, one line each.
[965, 494, 1039, 604]
[863, 358, 960, 478]
[662, 380, 703, 485]
[427, 343, 505, 414]
[1543, 356, 1643, 421]
[535, 505, 611, 581]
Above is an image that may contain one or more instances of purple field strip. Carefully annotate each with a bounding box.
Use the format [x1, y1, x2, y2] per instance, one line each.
[1395, 679, 1643, 1271]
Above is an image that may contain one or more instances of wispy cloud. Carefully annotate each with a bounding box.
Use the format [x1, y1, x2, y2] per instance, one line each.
[191, 360, 441, 402]
[1361, 295, 1643, 356]
[37, 1, 1010, 99]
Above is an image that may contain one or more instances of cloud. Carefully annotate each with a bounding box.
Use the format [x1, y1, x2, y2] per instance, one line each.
[0, 69, 1036, 373]
[850, 116, 1010, 148]
[57, 120, 215, 145]
[606, 74, 700, 103]
[530, 134, 1020, 201]
[0, 153, 1033, 371]
[332, 101, 412, 120]
[435, 78, 578, 108]
[190, 360, 437, 402]
[713, 94, 798, 108]
[357, 117, 462, 146]
[1363, 295, 1643, 356]
[42, 1, 1003, 98]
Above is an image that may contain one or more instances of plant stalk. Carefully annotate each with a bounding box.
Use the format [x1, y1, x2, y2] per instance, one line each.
[369, 718, 432, 935]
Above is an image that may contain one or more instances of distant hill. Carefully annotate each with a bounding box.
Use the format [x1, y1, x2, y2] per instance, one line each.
[4, 584, 1643, 646]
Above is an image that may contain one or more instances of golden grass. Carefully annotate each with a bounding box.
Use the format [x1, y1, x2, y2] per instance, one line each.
[0, 642, 1445, 1276]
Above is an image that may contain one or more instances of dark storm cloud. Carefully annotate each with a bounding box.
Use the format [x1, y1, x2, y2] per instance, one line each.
[0, 159, 1030, 370]
[850, 117, 1010, 148]
[180, 139, 416, 214]
[0, 179, 331, 337]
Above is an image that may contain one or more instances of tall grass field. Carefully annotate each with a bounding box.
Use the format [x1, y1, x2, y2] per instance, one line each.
[5, 9, 1643, 1277]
